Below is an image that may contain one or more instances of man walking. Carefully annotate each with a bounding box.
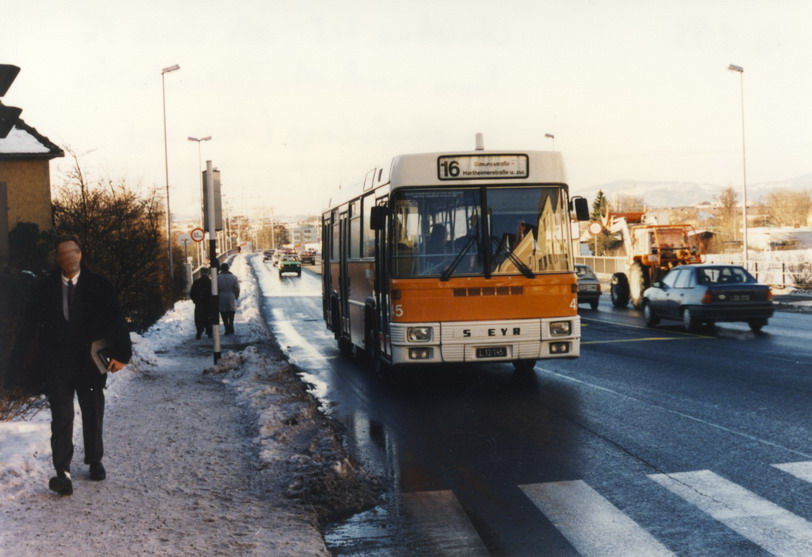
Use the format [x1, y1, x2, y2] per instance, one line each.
[217, 262, 240, 336]
[15, 237, 131, 495]
[189, 267, 213, 339]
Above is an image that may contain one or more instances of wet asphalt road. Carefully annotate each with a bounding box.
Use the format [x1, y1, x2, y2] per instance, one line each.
[250, 256, 812, 556]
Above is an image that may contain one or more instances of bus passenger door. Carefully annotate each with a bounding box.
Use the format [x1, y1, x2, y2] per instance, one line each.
[321, 214, 332, 325]
[338, 211, 350, 337]
[371, 203, 391, 361]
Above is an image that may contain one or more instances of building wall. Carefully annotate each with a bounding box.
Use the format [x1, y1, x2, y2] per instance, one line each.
[1, 159, 53, 231]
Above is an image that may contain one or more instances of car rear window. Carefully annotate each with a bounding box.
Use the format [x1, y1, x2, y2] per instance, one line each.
[697, 267, 754, 284]
[576, 266, 597, 279]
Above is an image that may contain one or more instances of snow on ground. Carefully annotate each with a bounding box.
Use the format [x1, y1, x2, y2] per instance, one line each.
[0, 254, 379, 556]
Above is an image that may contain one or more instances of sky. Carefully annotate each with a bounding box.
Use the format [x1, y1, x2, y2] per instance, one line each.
[3, 0, 812, 217]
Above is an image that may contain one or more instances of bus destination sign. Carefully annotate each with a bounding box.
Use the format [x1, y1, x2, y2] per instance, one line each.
[437, 154, 529, 181]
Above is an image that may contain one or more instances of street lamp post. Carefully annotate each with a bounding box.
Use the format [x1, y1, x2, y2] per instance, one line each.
[545, 133, 555, 151]
[188, 136, 212, 175]
[727, 63, 749, 269]
[161, 63, 180, 278]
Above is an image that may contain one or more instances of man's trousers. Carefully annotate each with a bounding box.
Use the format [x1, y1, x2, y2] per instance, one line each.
[48, 379, 105, 474]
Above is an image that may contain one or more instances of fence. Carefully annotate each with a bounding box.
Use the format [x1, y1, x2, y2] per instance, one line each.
[574, 256, 625, 276]
[575, 249, 812, 290]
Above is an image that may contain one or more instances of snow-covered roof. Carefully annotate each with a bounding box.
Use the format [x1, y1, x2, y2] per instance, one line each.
[0, 117, 63, 160]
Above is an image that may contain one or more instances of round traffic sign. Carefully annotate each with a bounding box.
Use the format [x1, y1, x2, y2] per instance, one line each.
[588, 221, 604, 236]
[191, 227, 205, 242]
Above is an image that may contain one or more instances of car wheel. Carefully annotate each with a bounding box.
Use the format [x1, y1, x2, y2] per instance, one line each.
[590, 299, 599, 311]
[643, 301, 659, 327]
[748, 319, 767, 332]
[682, 307, 699, 332]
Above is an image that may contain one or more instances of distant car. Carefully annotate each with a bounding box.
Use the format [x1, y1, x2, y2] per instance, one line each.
[299, 251, 316, 265]
[262, 250, 274, 261]
[575, 264, 601, 310]
[278, 254, 302, 277]
[642, 264, 774, 332]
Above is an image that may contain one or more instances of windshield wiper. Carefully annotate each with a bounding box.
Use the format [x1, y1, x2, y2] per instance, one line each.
[489, 236, 535, 279]
[440, 234, 478, 281]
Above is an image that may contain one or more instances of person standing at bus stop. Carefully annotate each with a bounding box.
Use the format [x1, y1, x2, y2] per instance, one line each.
[189, 267, 212, 339]
[217, 262, 240, 336]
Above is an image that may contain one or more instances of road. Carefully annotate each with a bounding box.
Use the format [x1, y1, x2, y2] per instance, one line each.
[250, 255, 812, 557]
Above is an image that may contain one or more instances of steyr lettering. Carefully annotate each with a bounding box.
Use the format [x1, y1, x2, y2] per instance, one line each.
[462, 327, 521, 337]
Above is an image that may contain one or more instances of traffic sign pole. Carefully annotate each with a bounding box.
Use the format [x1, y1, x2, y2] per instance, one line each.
[206, 160, 221, 364]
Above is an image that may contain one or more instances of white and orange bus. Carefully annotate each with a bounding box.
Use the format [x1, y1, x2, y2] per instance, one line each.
[322, 141, 589, 372]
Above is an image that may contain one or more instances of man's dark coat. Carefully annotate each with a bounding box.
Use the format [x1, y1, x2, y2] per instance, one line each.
[13, 266, 132, 393]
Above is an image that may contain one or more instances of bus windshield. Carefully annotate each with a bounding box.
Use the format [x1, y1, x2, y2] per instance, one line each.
[392, 185, 572, 278]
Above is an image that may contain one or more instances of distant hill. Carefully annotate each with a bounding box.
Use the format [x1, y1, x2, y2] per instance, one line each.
[574, 173, 812, 208]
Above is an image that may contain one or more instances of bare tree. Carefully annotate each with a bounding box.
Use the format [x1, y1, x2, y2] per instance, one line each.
[715, 185, 740, 247]
[52, 148, 177, 330]
[761, 189, 811, 227]
[611, 194, 646, 212]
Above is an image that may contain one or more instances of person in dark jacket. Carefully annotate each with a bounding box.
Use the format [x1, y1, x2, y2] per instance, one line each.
[13, 236, 132, 496]
[189, 267, 212, 339]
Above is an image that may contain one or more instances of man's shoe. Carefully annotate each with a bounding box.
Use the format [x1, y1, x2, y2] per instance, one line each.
[89, 462, 106, 481]
[49, 472, 73, 495]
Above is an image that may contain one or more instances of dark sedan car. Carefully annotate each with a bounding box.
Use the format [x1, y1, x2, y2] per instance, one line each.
[642, 264, 773, 332]
[299, 251, 316, 265]
[575, 264, 601, 310]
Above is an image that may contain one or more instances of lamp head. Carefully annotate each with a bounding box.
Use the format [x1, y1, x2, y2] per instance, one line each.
[0, 64, 21, 97]
[162, 64, 181, 74]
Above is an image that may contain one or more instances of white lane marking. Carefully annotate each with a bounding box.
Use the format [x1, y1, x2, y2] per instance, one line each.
[535, 366, 812, 460]
[649, 470, 812, 557]
[773, 461, 812, 483]
[520, 480, 675, 557]
[401, 491, 490, 556]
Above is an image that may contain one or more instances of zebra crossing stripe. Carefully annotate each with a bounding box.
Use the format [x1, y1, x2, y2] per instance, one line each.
[401, 491, 490, 556]
[520, 480, 676, 557]
[773, 461, 812, 483]
[649, 470, 812, 557]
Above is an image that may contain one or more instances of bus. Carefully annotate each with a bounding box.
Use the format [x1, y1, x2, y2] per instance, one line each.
[322, 142, 590, 372]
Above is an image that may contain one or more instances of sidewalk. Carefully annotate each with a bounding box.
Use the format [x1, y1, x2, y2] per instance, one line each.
[0, 255, 379, 556]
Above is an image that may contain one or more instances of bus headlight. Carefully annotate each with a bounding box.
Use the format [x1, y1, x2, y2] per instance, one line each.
[550, 321, 572, 336]
[407, 327, 433, 342]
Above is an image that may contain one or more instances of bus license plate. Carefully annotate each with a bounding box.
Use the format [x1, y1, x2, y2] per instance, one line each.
[476, 346, 507, 359]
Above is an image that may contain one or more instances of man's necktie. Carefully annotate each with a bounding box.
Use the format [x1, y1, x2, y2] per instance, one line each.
[67, 281, 75, 320]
